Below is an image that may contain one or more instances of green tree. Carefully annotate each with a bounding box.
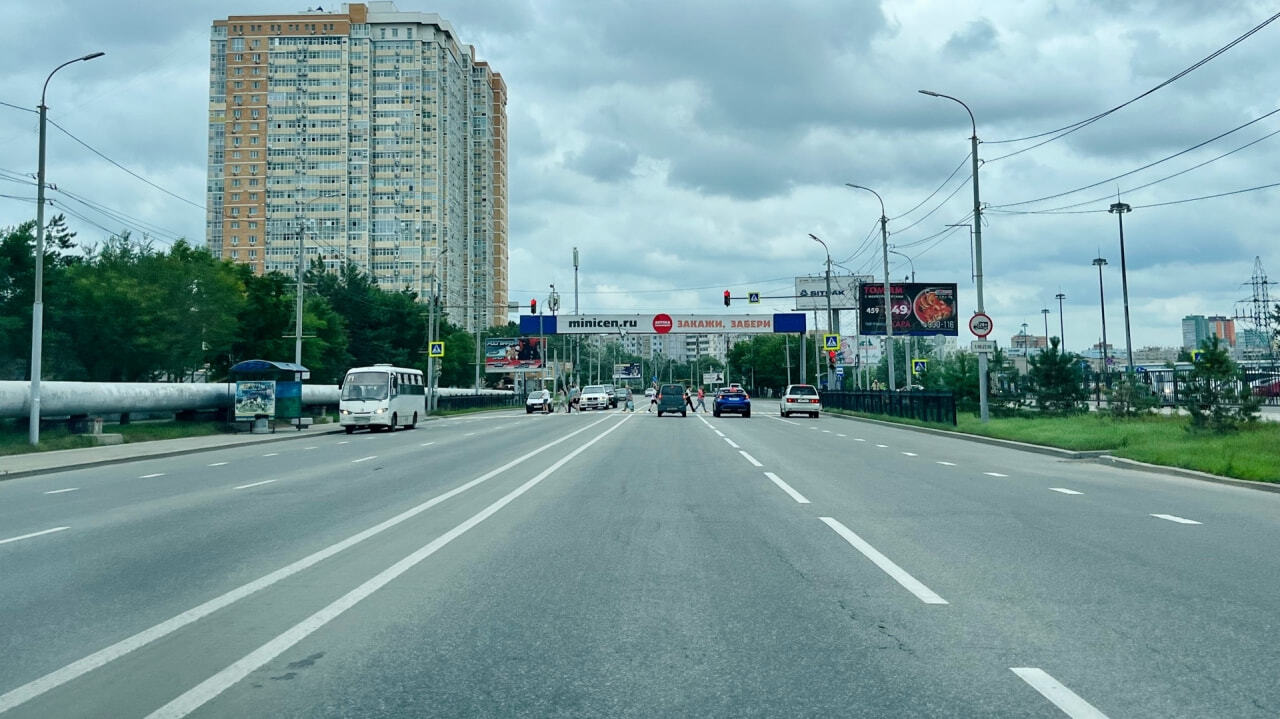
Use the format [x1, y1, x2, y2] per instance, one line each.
[936, 351, 980, 410]
[1025, 337, 1087, 414]
[726, 334, 788, 394]
[0, 216, 81, 379]
[1181, 335, 1260, 433]
[1106, 372, 1160, 418]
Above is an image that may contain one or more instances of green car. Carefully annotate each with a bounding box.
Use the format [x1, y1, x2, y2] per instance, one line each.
[656, 383, 687, 417]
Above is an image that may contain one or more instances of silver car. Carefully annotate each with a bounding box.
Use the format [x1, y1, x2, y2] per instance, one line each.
[780, 384, 822, 418]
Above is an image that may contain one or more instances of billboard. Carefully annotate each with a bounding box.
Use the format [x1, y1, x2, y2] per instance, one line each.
[234, 380, 276, 421]
[613, 363, 641, 380]
[858, 283, 959, 336]
[484, 337, 545, 372]
[521, 313, 807, 335]
[794, 275, 874, 311]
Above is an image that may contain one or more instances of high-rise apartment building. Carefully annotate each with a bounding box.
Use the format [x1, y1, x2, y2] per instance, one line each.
[1181, 315, 1210, 349]
[206, 2, 507, 331]
[1207, 315, 1236, 347]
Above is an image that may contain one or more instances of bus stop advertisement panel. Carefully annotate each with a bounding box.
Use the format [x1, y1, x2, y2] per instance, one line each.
[229, 359, 309, 426]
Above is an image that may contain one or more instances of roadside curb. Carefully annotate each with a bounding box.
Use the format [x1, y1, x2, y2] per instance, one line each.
[824, 412, 1107, 459]
[0, 426, 348, 481]
[825, 410, 1280, 492]
[1094, 455, 1280, 494]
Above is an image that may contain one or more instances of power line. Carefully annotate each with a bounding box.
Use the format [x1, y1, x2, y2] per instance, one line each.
[987, 180, 1280, 215]
[985, 10, 1280, 147]
[45, 117, 206, 210]
[990, 105, 1280, 209]
[889, 152, 970, 221]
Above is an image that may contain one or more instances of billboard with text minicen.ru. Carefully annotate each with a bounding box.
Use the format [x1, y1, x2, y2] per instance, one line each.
[520, 313, 807, 335]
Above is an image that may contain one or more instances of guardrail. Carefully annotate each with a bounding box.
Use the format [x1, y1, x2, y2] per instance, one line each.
[821, 390, 957, 426]
[437, 393, 521, 412]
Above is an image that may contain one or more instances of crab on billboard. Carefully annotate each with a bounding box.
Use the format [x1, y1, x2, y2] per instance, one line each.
[485, 337, 545, 372]
[858, 283, 959, 336]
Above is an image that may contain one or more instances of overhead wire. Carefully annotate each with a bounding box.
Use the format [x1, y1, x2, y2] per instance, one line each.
[45, 117, 206, 210]
[985, 10, 1280, 148]
[889, 152, 971, 221]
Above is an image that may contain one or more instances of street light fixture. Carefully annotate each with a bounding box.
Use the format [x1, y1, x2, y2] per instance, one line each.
[1055, 292, 1066, 349]
[1092, 257, 1111, 393]
[1041, 308, 1051, 351]
[807, 233, 835, 391]
[28, 51, 105, 446]
[1109, 201, 1136, 374]
[844, 183, 896, 392]
[919, 89, 988, 422]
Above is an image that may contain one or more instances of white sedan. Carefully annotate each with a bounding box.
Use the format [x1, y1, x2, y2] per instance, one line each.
[780, 384, 822, 418]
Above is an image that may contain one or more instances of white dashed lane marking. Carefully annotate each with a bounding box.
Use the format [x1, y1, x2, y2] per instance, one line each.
[936, 461, 956, 466]
[820, 517, 948, 605]
[44, 488, 79, 495]
[984, 472, 1008, 477]
[723, 437, 741, 449]
[1011, 668, 1111, 719]
[0, 527, 69, 545]
[208, 462, 228, 467]
[234, 480, 276, 490]
[1049, 488, 1083, 495]
[901, 452, 917, 457]
[739, 451, 763, 467]
[1151, 514, 1201, 525]
[139, 473, 165, 479]
[351, 456, 377, 464]
[763, 472, 810, 504]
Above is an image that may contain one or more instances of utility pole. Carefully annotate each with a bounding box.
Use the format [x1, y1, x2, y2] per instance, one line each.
[845, 184, 894, 392]
[1042, 308, 1051, 352]
[1109, 201, 1136, 374]
[1093, 257, 1110, 398]
[295, 222, 306, 367]
[28, 51, 104, 446]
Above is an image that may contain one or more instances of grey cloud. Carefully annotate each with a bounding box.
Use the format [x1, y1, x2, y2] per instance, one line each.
[565, 139, 638, 183]
[944, 19, 999, 59]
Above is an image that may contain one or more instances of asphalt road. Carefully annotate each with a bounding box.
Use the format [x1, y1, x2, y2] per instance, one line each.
[2, 405, 1279, 717]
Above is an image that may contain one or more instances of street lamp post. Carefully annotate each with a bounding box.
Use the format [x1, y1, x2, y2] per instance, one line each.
[845, 184, 895, 392]
[889, 248, 915, 386]
[808, 233, 835, 391]
[1109, 202, 1136, 374]
[1093, 257, 1110, 403]
[919, 89, 988, 422]
[28, 51, 105, 446]
[1055, 292, 1066, 349]
[1041, 308, 1050, 351]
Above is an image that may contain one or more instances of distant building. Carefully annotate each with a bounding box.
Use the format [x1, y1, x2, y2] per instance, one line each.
[1207, 315, 1236, 347]
[1181, 315, 1210, 349]
[205, 2, 507, 331]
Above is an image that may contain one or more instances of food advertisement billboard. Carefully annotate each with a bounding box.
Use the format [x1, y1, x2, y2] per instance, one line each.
[484, 337, 545, 372]
[858, 283, 959, 336]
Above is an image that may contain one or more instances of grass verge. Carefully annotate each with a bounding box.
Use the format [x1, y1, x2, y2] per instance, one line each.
[0, 420, 234, 457]
[829, 409, 1280, 483]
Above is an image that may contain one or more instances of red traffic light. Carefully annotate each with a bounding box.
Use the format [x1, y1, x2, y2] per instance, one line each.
[724, 290, 731, 307]
[827, 350, 837, 368]
[530, 298, 537, 314]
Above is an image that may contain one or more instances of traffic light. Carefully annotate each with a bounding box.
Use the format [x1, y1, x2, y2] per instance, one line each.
[530, 298, 537, 314]
[827, 350, 837, 369]
[724, 290, 731, 307]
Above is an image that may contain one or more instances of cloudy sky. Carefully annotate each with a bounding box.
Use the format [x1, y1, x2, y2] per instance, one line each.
[2, 0, 1277, 352]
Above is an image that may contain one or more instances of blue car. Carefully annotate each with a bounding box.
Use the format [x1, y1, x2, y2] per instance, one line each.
[713, 388, 751, 418]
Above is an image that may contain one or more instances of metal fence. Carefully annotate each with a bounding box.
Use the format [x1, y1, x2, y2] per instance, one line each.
[821, 390, 957, 426]
[437, 393, 521, 412]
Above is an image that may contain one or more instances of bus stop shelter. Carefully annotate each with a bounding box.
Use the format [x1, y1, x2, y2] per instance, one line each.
[228, 360, 310, 432]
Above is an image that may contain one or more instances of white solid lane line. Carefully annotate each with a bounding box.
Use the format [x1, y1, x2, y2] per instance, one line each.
[819, 517, 947, 605]
[1049, 488, 1083, 495]
[723, 437, 741, 449]
[208, 462, 228, 467]
[0, 415, 619, 715]
[739, 451, 763, 467]
[985, 472, 1008, 477]
[140, 473, 165, 479]
[44, 488, 79, 495]
[763, 472, 809, 504]
[234, 480, 276, 490]
[1151, 513, 1202, 525]
[351, 456, 377, 464]
[901, 452, 917, 457]
[936, 461, 956, 466]
[0, 527, 70, 546]
[1011, 668, 1110, 719]
[144, 415, 634, 719]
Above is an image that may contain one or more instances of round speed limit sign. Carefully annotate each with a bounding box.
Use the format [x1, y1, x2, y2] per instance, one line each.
[969, 312, 993, 338]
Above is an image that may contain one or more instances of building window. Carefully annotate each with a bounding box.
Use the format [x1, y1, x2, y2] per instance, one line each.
[232, 250, 239, 259]
[249, 249, 257, 259]
[249, 236, 257, 245]
[231, 236, 240, 245]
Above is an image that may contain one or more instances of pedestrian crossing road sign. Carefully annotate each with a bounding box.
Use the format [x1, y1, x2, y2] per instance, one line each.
[748, 292, 761, 304]
[912, 359, 928, 375]
[429, 341, 445, 357]
[823, 334, 840, 350]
